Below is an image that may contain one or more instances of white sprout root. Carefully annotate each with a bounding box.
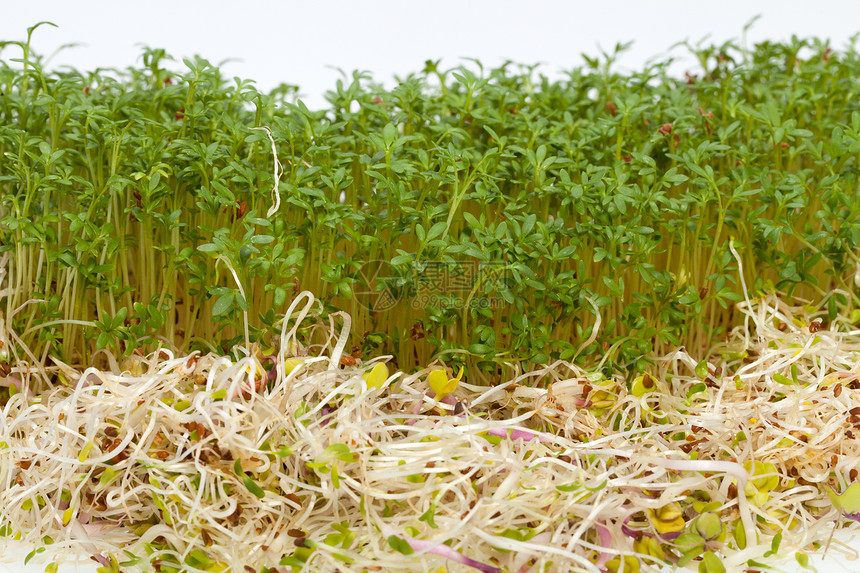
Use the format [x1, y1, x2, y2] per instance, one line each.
[1, 289, 860, 572]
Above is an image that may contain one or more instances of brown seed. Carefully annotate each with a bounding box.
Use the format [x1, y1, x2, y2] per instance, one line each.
[294, 537, 308, 548]
[410, 321, 426, 340]
[288, 528, 305, 537]
[154, 450, 169, 460]
[809, 320, 822, 333]
[834, 384, 843, 398]
[850, 407, 860, 416]
[832, 455, 839, 467]
[727, 483, 738, 498]
[658, 123, 673, 136]
[778, 322, 787, 332]
[848, 430, 856, 439]
[111, 448, 130, 464]
[104, 426, 118, 437]
[285, 492, 301, 507]
[58, 413, 64, 421]
[225, 506, 242, 527]
[851, 469, 858, 481]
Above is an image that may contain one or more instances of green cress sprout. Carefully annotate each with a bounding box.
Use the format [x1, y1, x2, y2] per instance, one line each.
[3, 29, 860, 381]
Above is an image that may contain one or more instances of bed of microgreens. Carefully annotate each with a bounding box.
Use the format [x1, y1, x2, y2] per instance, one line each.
[1, 21, 860, 573]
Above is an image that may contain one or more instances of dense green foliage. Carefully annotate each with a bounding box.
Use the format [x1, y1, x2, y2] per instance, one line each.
[2, 26, 859, 379]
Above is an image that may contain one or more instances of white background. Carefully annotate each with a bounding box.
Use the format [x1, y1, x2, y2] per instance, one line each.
[2, 0, 860, 570]
[2, 0, 860, 109]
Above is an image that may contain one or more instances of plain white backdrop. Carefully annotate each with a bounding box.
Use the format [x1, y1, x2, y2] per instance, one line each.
[1, 0, 860, 570]
[2, 0, 860, 109]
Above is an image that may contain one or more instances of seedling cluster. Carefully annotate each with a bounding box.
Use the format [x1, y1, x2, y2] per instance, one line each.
[2, 26, 860, 377]
[1, 22, 860, 573]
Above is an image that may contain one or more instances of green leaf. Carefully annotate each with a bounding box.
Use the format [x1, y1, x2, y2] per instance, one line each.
[243, 476, 266, 498]
[695, 360, 709, 379]
[795, 552, 815, 571]
[278, 555, 307, 567]
[699, 551, 726, 573]
[211, 294, 234, 316]
[386, 535, 414, 555]
[827, 482, 860, 513]
[773, 373, 794, 385]
[419, 504, 438, 528]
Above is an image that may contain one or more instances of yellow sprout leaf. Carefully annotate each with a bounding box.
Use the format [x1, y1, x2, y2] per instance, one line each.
[647, 503, 685, 534]
[283, 357, 307, 376]
[78, 440, 95, 463]
[606, 555, 640, 573]
[363, 363, 390, 389]
[827, 482, 860, 514]
[62, 506, 74, 526]
[429, 368, 462, 398]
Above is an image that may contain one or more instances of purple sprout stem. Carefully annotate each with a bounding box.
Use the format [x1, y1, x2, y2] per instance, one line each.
[386, 531, 501, 573]
[486, 428, 547, 443]
[595, 522, 612, 568]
